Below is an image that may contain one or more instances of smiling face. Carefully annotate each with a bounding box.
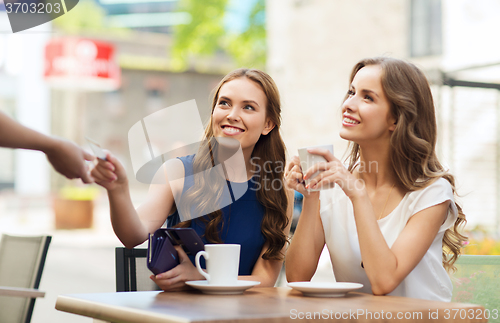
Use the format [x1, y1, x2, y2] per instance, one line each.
[211, 77, 275, 156]
[339, 65, 396, 145]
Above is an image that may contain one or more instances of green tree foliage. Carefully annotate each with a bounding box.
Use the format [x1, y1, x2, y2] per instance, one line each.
[225, 0, 266, 69]
[171, 0, 266, 71]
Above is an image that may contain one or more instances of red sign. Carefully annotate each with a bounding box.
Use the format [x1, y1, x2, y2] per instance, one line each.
[44, 38, 120, 91]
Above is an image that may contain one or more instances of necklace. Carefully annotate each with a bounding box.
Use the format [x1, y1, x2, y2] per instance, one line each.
[356, 171, 396, 220]
[378, 182, 396, 220]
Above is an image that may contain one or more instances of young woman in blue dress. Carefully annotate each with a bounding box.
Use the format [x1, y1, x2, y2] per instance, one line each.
[285, 57, 467, 301]
[91, 68, 293, 291]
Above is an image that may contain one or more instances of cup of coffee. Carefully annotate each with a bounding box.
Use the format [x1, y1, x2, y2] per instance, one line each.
[195, 244, 240, 285]
[298, 144, 334, 191]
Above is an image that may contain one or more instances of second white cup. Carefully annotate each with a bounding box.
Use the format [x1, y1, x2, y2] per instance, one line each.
[195, 244, 240, 286]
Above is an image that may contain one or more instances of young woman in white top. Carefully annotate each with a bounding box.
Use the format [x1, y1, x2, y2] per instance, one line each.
[284, 57, 467, 301]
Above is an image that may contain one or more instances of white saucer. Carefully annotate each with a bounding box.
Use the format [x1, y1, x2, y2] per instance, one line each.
[288, 282, 363, 298]
[186, 280, 261, 295]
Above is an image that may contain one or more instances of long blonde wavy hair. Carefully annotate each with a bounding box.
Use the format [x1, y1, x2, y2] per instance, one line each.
[176, 68, 289, 260]
[345, 57, 467, 272]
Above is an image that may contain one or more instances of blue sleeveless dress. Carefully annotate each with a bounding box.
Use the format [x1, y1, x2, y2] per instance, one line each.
[167, 154, 266, 275]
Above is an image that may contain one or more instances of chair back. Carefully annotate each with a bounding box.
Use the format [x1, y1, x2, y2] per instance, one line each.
[452, 255, 500, 316]
[0, 234, 51, 323]
[115, 247, 160, 292]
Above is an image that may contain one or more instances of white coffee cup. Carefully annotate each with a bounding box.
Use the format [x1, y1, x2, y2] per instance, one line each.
[195, 244, 240, 286]
[298, 144, 334, 191]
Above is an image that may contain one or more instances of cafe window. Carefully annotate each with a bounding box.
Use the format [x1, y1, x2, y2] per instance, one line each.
[410, 0, 442, 57]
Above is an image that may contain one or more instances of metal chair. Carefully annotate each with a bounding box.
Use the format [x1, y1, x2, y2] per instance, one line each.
[115, 247, 160, 292]
[452, 255, 500, 317]
[0, 234, 51, 323]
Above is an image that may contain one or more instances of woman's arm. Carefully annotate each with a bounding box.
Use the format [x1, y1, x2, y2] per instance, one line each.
[239, 188, 295, 287]
[92, 154, 181, 248]
[284, 156, 326, 282]
[351, 191, 449, 295]
[284, 194, 325, 282]
[303, 147, 450, 295]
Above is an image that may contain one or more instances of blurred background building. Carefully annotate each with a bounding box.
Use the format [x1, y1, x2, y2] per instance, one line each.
[0, 0, 500, 321]
[268, 0, 500, 233]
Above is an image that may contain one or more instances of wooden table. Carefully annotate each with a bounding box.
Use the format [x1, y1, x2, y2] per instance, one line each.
[55, 287, 489, 323]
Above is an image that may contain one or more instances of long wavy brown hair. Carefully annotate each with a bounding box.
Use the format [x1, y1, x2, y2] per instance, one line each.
[345, 57, 467, 272]
[176, 68, 289, 260]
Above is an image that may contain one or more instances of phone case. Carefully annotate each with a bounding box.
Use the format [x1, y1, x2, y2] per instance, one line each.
[147, 228, 204, 275]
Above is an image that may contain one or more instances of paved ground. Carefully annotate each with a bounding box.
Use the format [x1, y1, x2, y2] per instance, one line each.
[0, 190, 334, 323]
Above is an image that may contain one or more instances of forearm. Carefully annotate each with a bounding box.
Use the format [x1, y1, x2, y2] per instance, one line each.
[0, 111, 56, 152]
[350, 193, 398, 294]
[286, 193, 323, 281]
[108, 184, 150, 248]
[242, 252, 285, 287]
[238, 274, 276, 287]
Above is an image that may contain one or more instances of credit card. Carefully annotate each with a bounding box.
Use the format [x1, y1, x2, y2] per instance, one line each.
[85, 137, 107, 161]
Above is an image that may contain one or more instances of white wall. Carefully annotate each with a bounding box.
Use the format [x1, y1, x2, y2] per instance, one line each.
[267, 0, 408, 158]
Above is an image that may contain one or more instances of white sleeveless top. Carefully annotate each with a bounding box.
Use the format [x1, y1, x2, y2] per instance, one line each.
[319, 178, 458, 301]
